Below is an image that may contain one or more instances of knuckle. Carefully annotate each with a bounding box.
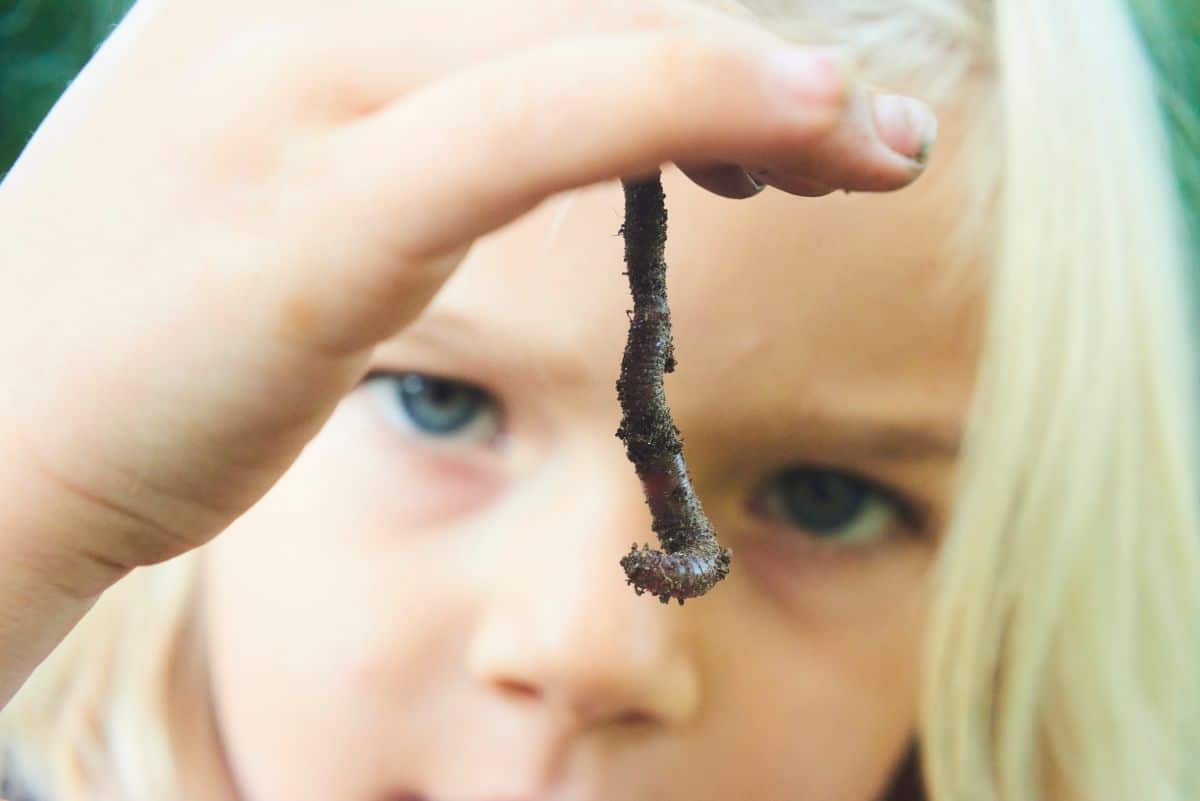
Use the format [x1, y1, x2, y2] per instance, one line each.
[760, 99, 841, 157]
[795, 102, 844, 144]
[638, 31, 771, 150]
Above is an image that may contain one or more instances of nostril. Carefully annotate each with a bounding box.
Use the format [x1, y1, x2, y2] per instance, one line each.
[494, 677, 542, 701]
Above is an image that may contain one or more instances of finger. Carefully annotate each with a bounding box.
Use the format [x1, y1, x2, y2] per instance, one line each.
[680, 87, 938, 199]
[745, 168, 836, 197]
[317, 34, 923, 254]
[754, 87, 938, 195]
[180, 0, 766, 119]
[870, 94, 936, 166]
[308, 0, 774, 99]
[281, 33, 934, 352]
[676, 162, 765, 199]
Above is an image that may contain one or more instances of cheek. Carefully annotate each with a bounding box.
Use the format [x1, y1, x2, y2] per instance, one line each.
[705, 582, 924, 799]
[313, 394, 507, 530]
[198, 419, 484, 799]
[739, 533, 934, 624]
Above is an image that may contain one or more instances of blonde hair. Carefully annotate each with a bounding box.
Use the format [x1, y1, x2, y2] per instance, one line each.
[1, 556, 204, 800]
[3, 1, 1198, 800]
[924, 2, 1200, 800]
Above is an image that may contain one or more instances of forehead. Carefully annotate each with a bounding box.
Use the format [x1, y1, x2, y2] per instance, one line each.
[405, 138, 982, 433]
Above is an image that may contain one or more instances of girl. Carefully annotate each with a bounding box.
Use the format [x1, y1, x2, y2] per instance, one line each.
[1, 1, 1197, 800]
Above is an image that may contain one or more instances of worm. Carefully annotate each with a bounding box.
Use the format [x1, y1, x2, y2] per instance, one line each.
[615, 172, 732, 605]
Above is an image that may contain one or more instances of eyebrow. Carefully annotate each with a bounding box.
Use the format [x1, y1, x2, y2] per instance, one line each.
[385, 309, 598, 391]
[386, 311, 963, 462]
[802, 417, 962, 461]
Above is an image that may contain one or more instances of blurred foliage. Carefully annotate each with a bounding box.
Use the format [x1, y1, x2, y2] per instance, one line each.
[0, 0, 134, 176]
[1127, 0, 1200, 274]
[1126, 0, 1200, 375]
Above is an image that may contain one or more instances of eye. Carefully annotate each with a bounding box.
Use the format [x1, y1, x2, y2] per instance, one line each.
[757, 467, 909, 546]
[364, 371, 501, 445]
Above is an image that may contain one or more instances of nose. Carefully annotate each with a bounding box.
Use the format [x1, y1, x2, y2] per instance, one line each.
[465, 449, 702, 732]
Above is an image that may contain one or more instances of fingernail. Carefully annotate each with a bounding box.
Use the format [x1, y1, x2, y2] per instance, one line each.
[872, 94, 938, 165]
[768, 48, 847, 105]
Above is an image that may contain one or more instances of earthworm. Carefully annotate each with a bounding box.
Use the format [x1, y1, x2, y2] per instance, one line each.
[615, 172, 732, 605]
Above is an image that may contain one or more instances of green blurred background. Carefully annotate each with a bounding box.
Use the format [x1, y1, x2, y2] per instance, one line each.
[1, 0, 134, 177]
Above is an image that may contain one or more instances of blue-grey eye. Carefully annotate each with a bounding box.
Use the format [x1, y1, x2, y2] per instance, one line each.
[761, 467, 902, 545]
[365, 371, 500, 444]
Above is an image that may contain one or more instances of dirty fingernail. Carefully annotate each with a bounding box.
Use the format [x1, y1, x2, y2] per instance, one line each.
[872, 94, 938, 165]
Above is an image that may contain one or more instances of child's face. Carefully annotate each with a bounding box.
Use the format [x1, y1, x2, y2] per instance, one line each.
[200, 122, 980, 801]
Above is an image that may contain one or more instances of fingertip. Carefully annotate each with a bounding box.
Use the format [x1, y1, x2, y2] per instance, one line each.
[747, 168, 835, 198]
[872, 93, 938, 168]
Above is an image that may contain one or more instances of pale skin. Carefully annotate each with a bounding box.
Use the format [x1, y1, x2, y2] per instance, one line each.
[0, 0, 978, 799]
[198, 158, 980, 801]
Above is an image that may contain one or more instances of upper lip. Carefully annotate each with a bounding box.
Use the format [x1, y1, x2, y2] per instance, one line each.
[444, 795, 583, 801]
[412, 790, 593, 801]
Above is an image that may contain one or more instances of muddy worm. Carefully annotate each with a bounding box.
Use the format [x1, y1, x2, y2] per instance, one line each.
[615, 172, 732, 605]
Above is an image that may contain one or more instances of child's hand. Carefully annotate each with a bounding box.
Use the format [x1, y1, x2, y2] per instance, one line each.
[0, 0, 936, 595]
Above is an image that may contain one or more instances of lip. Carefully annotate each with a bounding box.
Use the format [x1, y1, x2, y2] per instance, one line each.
[392, 791, 592, 801]
[391, 796, 541, 801]
[405, 796, 557, 801]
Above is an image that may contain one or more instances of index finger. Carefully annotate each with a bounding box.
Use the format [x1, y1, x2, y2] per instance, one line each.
[271, 31, 937, 354]
[313, 32, 934, 256]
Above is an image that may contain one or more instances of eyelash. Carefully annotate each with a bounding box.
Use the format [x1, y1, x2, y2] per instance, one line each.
[749, 465, 923, 547]
[361, 369, 504, 447]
